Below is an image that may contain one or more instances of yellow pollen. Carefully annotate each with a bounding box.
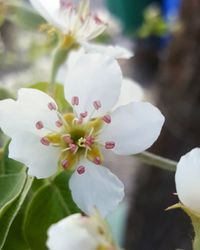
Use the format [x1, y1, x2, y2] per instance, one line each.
[61, 33, 76, 48]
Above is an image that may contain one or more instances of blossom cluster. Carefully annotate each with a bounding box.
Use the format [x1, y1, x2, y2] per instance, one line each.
[0, 0, 169, 249]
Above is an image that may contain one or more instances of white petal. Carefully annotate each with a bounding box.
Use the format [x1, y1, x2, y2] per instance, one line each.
[77, 17, 107, 42]
[81, 42, 133, 59]
[114, 78, 144, 109]
[99, 102, 165, 155]
[57, 49, 85, 84]
[0, 88, 59, 137]
[29, 0, 60, 26]
[64, 53, 122, 119]
[175, 148, 200, 213]
[69, 160, 124, 217]
[9, 132, 60, 179]
[47, 214, 98, 250]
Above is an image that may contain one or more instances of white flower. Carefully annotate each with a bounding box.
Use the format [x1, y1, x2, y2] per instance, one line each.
[29, 0, 133, 59]
[47, 213, 115, 250]
[29, 0, 107, 44]
[0, 53, 164, 216]
[175, 148, 200, 214]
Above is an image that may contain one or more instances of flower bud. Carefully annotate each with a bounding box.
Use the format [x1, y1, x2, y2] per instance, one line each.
[46, 213, 116, 250]
[175, 148, 200, 213]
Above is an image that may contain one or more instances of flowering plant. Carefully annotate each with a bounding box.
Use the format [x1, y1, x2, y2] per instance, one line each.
[0, 1, 198, 250]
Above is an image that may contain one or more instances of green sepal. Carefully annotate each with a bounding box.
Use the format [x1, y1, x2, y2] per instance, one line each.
[28, 82, 71, 113]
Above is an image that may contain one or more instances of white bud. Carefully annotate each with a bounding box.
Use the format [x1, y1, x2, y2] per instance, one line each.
[46, 213, 114, 250]
[175, 148, 200, 213]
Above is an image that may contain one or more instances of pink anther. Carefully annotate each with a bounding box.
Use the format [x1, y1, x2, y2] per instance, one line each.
[105, 141, 115, 149]
[80, 111, 88, 118]
[55, 120, 63, 128]
[77, 166, 85, 175]
[75, 117, 83, 125]
[93, 100, 101, 110]
[48, 102, 57, 111]
[63, 135, 73, 144]
[40, 137, 50, 146]
[85, 136, 95, 147]
[93, 157, 101, 165]
[94, 15, 103, 24]
[60, 0, 73, 9]
[71, 96, 79, 106]
[69, 143, 78, 153]
[62, 159, 69, 169]
[35, 121, 44, 130]
[102, 115, 111, 124]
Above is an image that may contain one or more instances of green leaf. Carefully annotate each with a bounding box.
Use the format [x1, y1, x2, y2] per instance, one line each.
[53, 171, 80, 214]
[23, 172, 79, 250]
[0, 87, 13, 101]
[2, 142, 26, 174]
[7, 3, 45, 30]
[0, 177, 33, 249]
[28, 82, 70, 113]
[0, 173, 26, 214]
[2, 210, 29, 250]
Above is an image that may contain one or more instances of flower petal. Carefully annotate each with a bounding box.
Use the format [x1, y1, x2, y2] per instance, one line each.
[64, 53, 122, 119]
[81, 42, 133, 59]
[175, 148, 200, 213]
[9, 132, 60, 178]
[0, 88, 59, 137]
[99, 102, 165, 155]
[47, 214, 99, 250]
[114, 78, 144, 109]
[29, 0, 60, 26]
[69, 160, 124, 217]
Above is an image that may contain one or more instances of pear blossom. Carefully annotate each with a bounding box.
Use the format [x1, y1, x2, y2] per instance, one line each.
[0, 53, 164, 216]
[29, 0, 107, 45]
[175, 148, 200, 214]
[29, 0, 133, 59]
[46, 213, 116, 250]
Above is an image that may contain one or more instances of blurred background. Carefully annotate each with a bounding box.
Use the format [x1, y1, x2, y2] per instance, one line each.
[1, 0, 199, 249]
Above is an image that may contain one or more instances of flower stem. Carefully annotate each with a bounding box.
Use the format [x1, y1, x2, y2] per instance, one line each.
[135, 151, 177, 172]
[49, 46, 69, 95]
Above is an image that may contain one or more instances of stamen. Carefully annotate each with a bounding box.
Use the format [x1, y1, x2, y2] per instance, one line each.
[85, 136, 95, 147]
[93, 157, 101, 165]
[63, 135, 73, 144]
[61, 159, 69, 169]
[60, 0, 73, 9]
[48, 102, 57, 111]
[93, 100, 101, 110]
[80, 111, 88, 118]
[71, 96, 79, 106]
[55, 120, 63, 128]
[102, 115, 111, 124]
[105, 141, 115, 149]
[69, 143, 78, 153]
[93, 15, 103, 24]
[77, 166, 85, 175]
[40, 137, 50, 146]
[35, 121, 44, 130]
[74, 117, 83, 125]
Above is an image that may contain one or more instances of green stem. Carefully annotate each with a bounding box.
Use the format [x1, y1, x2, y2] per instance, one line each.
[135, 151, 177, 172]
[49, 46, 69, 95]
